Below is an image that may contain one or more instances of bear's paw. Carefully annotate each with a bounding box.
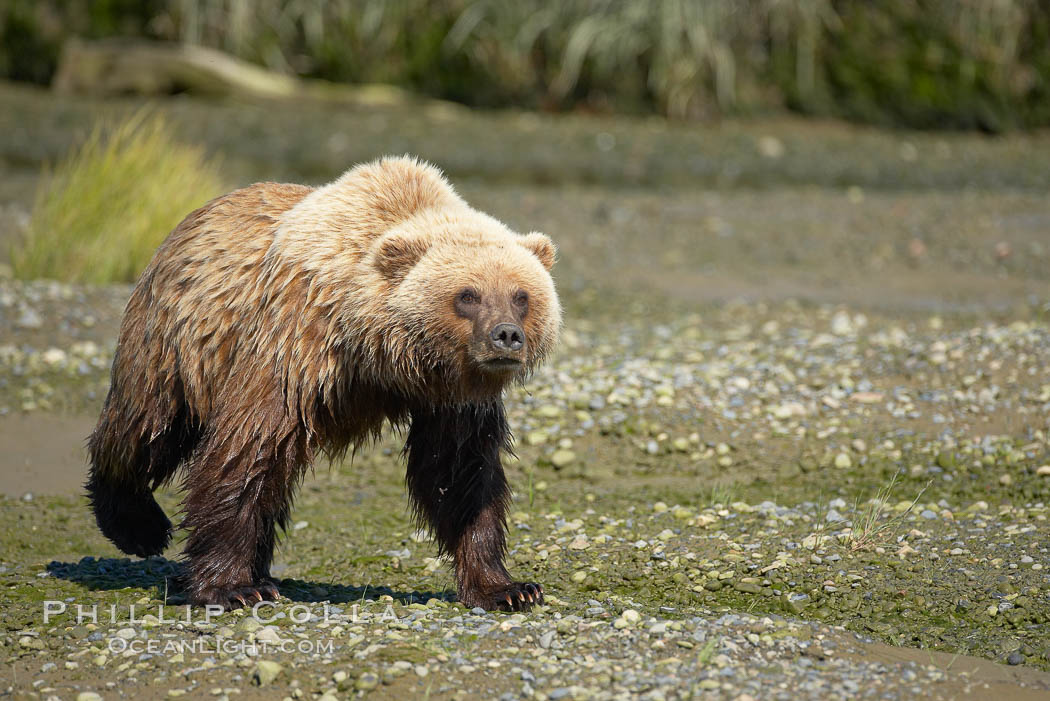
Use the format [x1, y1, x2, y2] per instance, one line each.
[466, 582, 544, 612]
[191, 579, 282, 610]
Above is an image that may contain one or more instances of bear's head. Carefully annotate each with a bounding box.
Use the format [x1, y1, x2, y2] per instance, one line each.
[372, 207, 561, 401]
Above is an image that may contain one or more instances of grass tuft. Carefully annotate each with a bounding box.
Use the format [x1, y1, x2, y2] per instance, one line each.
[11, 109, 226, 284]
[848, 474, 930, 553]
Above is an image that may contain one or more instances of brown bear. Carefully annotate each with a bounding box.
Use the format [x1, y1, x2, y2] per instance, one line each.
[86, 156, 560, 611]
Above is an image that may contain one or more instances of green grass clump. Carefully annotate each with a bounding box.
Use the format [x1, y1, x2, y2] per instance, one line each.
[11, 110, 225, 284]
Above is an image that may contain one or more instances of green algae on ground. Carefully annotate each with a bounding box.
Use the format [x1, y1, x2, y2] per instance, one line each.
[1, 87, 1048, 698]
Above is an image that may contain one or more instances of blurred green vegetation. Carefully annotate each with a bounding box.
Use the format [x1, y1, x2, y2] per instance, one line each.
[2, 0, 1050, 130]
[10, 110, 226, 284]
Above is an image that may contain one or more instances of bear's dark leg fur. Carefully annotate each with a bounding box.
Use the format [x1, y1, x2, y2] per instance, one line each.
[179, 407, 307, 609]
[86, 471, 174, 558]
[405, 402, 543, 611]
[87, 384, 198, 558]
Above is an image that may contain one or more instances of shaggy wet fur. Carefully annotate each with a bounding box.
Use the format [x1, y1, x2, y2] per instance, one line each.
[86, 157, 558, 611]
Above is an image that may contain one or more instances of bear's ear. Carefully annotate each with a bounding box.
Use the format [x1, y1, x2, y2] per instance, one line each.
[375, 234, 430, 281]
[520, 232, 556, 271]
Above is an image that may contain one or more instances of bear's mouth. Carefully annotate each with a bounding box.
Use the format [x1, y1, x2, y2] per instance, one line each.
[480, 357, 523, 372]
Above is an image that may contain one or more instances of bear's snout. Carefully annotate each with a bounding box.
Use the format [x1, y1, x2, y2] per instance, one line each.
[490, 323, 524, 353]
[476, 321, 526, 372]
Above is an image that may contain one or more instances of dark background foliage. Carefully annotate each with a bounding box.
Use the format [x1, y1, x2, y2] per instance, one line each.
[3, 0, 1049, 131]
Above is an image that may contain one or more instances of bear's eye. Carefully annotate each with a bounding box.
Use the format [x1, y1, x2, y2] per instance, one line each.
[513, 291, 529, 308]
[458, 289, 479, 305]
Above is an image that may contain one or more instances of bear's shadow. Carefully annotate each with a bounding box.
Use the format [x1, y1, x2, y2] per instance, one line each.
[46, 557, 454, 606]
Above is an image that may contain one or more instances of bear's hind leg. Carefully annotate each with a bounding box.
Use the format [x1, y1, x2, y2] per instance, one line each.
[405, 403, 543, 611]
[181, 414, 306, 609]
[87, 389, 199, 558]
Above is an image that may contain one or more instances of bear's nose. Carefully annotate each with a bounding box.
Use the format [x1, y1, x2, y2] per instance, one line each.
[490, 323, 525, 352]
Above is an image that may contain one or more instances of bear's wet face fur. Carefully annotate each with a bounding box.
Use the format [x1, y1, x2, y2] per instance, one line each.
[86, 157, 559, 611]
[454, 284, 529, 373]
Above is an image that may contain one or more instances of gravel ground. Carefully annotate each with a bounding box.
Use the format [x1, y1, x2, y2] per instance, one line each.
[8, 595, 1049, 701]
[2, 84, 1049, 699]
[1, 276, 1048, 700]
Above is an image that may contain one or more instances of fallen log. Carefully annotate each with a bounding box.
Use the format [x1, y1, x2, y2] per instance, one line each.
[52, 38, 300, 99]
[50, 38, 453, 112]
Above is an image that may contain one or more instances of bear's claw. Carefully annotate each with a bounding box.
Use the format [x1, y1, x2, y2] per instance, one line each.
[192, 580, 281, 610]
[472, 582, 544, 612]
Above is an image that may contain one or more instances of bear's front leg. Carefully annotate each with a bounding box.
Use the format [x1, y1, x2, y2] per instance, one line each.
[405, 403, 543, 611]
[180, 415, 305, 609]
